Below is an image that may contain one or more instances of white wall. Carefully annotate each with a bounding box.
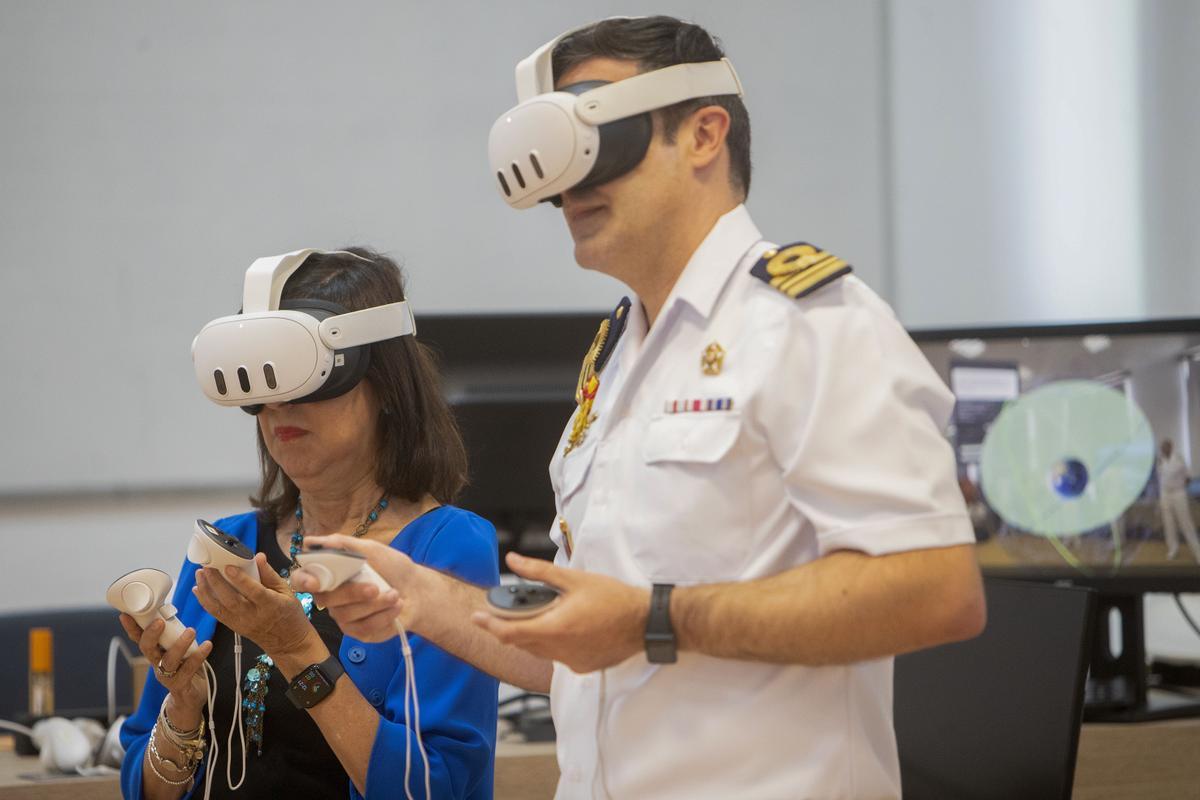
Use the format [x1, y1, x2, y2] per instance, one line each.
[1127, 358, 1191, 458]
[888, 0, 1147, 328]
[1140, 0, 1200, 318]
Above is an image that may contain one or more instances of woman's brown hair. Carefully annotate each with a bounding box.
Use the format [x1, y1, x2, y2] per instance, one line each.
[250, 247, 468, 522]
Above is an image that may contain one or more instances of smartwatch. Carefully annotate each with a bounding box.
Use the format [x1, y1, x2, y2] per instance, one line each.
[285, 654, 345, 710]
[644, 583, 677, 664]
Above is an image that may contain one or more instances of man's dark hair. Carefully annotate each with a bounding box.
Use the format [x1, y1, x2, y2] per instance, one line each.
[552, 16, 752, 197]
[251, 247, 468, 522]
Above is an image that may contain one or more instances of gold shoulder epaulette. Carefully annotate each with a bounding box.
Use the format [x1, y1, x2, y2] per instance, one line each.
[750, 242, 853, 299]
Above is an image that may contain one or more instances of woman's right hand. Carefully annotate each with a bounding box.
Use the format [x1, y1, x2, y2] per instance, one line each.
[118, 614, 212, 724]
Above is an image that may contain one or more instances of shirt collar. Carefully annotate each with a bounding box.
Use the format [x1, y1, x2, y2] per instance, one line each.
[664, 204, 763, 321]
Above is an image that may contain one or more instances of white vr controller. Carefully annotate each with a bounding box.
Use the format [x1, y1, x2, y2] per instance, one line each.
[291, 546, 390, 594]
[106, 568, 198, 657]
[186, 519, 260, 580]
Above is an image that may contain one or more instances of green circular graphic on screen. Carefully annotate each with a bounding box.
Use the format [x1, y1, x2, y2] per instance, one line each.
[979, 380, 1154, 536]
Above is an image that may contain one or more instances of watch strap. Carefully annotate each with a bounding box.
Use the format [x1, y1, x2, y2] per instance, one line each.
[285, 654, 345, 709]
[644, 583, 677, 664]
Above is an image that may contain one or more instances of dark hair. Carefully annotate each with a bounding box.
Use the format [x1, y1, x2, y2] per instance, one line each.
[250, 247, 468, 522]
[552, 16, 752, 197]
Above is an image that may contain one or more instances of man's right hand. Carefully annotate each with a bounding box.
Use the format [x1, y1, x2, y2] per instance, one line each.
[293, 535, 409, 642]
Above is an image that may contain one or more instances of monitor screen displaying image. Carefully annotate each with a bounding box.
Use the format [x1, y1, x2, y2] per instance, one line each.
[913, 319, 1200, 590]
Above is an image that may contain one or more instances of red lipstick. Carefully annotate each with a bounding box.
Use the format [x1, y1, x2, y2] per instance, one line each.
[274, 426, 308, 442]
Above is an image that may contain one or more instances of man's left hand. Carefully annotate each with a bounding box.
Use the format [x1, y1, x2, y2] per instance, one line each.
[471, 553, 650, 674]
[194, 553, 318, 661]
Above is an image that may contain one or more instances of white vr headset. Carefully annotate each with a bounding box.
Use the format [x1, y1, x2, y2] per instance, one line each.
[191, 249, 416, 414]
[488, 22, 744, 209]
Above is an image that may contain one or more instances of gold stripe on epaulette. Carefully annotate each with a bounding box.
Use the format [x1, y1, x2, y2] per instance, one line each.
[753, 242, 852, 299]
[775, 258, 847, 296]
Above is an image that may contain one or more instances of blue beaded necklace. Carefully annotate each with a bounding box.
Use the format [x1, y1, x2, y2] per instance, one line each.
[241, 494, 389, 755]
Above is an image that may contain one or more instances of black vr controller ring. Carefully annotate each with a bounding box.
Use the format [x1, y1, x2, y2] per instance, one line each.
[240, 298, 372, 416]
[546, 80, 653, 208]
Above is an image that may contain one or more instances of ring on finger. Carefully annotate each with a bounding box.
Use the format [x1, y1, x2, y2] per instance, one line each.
[156, 656, 179, 679]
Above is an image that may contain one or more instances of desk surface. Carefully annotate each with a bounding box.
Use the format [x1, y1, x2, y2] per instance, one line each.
[0, 737, 119, 800]
[1073, 717, 1200, 800]
[4, 719, 1198, 800]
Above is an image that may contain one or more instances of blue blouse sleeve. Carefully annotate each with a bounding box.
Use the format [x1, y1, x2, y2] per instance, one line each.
[356, 511, 501, 800]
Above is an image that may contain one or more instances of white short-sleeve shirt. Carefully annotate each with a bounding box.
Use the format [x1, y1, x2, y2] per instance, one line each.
[546, 205, 974, 799]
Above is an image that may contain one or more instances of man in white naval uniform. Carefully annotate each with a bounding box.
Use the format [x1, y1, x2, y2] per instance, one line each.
[296, 15, 987, 800]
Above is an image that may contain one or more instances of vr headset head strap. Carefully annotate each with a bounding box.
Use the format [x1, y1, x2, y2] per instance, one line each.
[241, 248, 372, 314]
[515, 16, 646, 101]
[573, 59, 743, 126]
[318, 301, 416, 350]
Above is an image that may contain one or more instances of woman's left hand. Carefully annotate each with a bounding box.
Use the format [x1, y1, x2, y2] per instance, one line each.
[194, 553, 316, 660]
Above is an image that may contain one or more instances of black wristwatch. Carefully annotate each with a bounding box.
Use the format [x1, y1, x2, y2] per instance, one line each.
[285, 654, 345, 710]
[644, 583, 677, 664]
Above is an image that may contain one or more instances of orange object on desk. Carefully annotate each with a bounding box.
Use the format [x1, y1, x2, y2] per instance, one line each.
[28, 628, 54, 716]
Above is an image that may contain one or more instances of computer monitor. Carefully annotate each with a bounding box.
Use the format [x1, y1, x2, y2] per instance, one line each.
[911, 318, 1200, 594]
[912, 318, 1200, 720]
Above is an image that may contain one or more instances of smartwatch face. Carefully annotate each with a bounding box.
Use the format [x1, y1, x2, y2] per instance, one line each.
[291, 665, 334, 708]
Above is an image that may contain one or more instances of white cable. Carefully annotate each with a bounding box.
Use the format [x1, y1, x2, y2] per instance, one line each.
[225, 634, 247, 791]
[401, 640, 413, 800]
[409, 647, 430, 800]
[193, 635, 245, 800]
[201, 660, 219, 800]
[0, 720, 36, 738]
[107, 637, 137, 725]
[393, 619, 430, 800]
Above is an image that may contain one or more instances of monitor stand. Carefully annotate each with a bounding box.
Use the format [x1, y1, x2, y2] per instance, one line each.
[1084, 591, 1200, 722]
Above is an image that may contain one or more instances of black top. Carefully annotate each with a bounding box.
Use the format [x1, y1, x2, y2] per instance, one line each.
[205, 517, 348, 799]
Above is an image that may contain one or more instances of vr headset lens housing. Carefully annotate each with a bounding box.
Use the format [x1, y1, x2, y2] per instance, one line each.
[488, 27, 744, 209]
[191, 249, 416, 414]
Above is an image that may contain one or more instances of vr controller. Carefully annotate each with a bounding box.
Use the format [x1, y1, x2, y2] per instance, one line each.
[291, 545, 390, 594]
[106, 568, 198, 657]
[486, 583, 561, 619]
[187, 519, 259, 580]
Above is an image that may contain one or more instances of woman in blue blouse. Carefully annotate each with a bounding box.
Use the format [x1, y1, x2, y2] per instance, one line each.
[117, 249, 499, 799]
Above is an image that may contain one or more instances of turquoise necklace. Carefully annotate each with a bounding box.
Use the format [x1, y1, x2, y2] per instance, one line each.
[241, 494, 389, 754]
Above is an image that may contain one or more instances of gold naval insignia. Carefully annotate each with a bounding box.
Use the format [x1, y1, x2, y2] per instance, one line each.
[564, 317, 611, 456]
[701, 342, 725, 376]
